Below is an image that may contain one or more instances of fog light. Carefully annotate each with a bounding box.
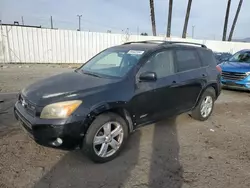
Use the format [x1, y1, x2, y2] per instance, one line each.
[51, 138, 63, 146]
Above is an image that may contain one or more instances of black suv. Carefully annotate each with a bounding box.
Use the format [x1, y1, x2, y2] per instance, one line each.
[14, 41, 221, 163]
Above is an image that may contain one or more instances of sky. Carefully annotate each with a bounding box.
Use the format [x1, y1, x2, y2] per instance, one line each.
[1, 0, 250, 40]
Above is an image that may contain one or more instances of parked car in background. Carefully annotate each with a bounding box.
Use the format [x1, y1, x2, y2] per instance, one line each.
[218, 49, 250, 90]
[14, 40, 221, 163]
[214, 52, 233, 64]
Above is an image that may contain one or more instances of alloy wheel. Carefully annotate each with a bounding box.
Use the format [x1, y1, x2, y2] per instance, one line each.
[93, 121, 124, 158]
[200, 96, 213, 118]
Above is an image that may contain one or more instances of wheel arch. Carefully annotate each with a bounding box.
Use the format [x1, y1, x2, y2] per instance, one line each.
[194, 84, 217, 109]
[82, 102, 134, 135]
[209, 83, 219, 98]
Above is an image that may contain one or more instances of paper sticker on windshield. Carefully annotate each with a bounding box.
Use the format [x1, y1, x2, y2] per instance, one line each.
[127, 50, 144, 55]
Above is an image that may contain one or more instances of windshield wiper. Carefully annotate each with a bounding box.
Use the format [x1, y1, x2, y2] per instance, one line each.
[81, 71, 102, 78]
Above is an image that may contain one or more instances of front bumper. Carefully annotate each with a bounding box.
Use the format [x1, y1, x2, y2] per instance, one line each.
[221, 79, 250, 91]
[14, 101, 87, 150]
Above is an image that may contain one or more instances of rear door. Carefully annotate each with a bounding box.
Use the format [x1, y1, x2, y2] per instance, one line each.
[174, 47, 207, 111]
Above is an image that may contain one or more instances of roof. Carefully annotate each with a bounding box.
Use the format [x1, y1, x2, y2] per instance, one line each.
[118, 40, 207, 50]
[238, 49, 250, 53]
[114, 43, 160, 51]
[107, 40, 208, 54]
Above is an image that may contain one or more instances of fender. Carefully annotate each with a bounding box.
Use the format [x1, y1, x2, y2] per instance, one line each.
[81, 101, 134, 135]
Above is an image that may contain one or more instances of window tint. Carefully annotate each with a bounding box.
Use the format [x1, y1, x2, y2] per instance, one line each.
[140, 50, 175, 78]
[175, 49, 201, 72]
[91, 53, 122, 68]
[198, 49, 217, 66]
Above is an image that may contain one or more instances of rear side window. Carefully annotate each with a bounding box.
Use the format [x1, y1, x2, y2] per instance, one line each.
[175, 49, 201, 72]
[198, 49, 217, 66]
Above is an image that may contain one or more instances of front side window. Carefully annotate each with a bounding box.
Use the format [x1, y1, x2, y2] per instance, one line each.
[139, 50, 175, 78]
[229, 51, 250, 63]
[175, 49, 201, 72]
[79, 49, 144, 78]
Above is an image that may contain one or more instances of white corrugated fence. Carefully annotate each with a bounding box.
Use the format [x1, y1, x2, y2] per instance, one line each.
[1, 25, 250, 64]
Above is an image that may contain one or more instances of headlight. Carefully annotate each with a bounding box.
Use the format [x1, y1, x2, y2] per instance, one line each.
[246, 72, 250, 75]
[40, 100, 82, 119]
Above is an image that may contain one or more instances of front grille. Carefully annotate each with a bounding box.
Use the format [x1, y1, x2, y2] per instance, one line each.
[19, 95, 36, 117]
[221, 71, 247, 81]
[15, 109, 34, 137]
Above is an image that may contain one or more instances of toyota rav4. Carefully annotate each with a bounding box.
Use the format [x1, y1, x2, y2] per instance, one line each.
[14, 40, 221, 163]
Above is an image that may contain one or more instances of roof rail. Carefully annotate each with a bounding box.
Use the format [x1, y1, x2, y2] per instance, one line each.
[163, 41, 207, 48]
[123, 40, 207, 48]
[123, 40, 165, 45]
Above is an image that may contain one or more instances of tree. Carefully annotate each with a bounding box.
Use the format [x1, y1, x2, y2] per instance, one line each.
[141, 32, 149, 36]
[182, 0, 192, 38]
[149, 0, 157, 36]
[222, 0, 231, 41]
[228, 0, 243, 41]
[167, 0, 173, 37]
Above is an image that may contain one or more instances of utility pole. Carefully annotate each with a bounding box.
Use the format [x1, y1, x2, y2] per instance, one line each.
[166, 0, 173, 38]
[228, 0, 243, 41]
[192, 25, 195, 38]
[222, 0, 231, 41]
[77, 15, 82, 31]
[21, 16, 24, 25]
[50, 16, 53, 29]
[137, 26, 139, 35]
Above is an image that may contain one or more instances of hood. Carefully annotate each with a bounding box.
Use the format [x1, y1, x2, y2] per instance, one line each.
[22, 71, 119, 105]
[219, 61, 250, 73]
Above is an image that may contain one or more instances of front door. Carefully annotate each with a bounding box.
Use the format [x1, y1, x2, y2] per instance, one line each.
[129, 49, 179, 126]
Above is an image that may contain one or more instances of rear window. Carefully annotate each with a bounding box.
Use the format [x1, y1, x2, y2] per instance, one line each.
[175, 49, 201, 72]
[198, 49, 217, 66]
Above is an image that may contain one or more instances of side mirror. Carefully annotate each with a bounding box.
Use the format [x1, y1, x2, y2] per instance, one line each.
[139, 72, 157, 82]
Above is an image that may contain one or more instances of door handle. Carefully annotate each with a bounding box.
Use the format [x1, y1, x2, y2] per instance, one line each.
[202, 74, 207, 77]
[170, 81, 179, 88]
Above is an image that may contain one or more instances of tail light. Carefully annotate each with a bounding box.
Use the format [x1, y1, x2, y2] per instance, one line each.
[216, 65, 222, 74]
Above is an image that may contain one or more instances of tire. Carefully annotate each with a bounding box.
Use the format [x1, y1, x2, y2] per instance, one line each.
[191, 87, 216, 121]
[82, 112, 129, 163]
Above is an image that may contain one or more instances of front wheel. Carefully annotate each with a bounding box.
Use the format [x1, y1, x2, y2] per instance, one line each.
[191, 87, 216, 121]
[82, 112, 128, 163]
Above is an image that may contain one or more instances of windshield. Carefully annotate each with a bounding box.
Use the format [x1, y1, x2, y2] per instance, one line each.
[79, 48, 145, 78]
[229, 51, 250, 63]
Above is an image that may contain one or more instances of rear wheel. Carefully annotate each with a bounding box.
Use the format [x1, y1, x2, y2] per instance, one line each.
[191, 87, 216, 121]
[82, 112, 128, 163]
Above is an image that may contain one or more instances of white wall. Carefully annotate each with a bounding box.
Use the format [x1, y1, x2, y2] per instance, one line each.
[1, 25, 250, 64]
